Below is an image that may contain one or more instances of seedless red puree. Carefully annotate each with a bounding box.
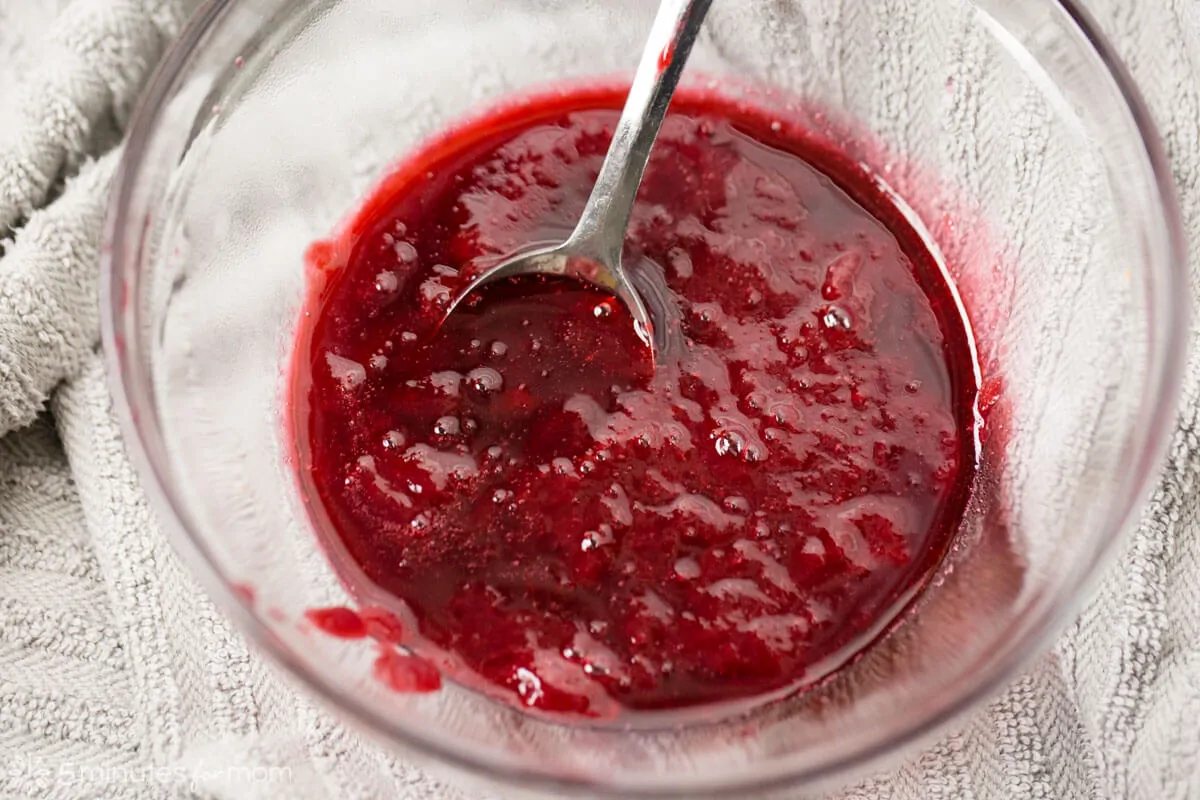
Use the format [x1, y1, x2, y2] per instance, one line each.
[292, 85, 978, 717]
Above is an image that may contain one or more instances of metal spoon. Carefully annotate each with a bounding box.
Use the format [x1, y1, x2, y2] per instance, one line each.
[444, 0, 713, 361]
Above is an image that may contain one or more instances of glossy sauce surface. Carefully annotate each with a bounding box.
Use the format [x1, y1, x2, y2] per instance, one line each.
[293, 87, 977, 717]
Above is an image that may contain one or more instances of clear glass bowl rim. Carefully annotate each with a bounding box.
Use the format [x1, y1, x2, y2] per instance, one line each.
[100, 0, 1190, 795]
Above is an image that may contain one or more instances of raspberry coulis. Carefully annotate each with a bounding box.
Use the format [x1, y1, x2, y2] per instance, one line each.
[292, 85, 978, 717]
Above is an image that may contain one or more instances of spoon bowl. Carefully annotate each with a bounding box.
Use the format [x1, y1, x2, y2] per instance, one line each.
[449, 243, 657, 351]
[444, 0, 713, 361]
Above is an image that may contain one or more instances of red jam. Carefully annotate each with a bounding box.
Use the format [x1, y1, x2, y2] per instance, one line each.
[292, 85, 977, 717]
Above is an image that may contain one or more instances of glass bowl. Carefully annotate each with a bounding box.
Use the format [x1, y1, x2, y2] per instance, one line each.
[102, 0, 1187, 796]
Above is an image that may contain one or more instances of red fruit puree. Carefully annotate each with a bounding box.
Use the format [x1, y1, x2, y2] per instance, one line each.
[292, 85, 977, 717]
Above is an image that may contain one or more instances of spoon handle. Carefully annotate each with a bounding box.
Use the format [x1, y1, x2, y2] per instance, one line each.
[568, 0, 713, 263]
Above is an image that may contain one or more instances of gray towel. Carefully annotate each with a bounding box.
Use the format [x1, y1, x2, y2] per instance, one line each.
[0, 0, 1197, 798]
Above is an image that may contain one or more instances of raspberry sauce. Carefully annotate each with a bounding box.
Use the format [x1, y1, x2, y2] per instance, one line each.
[291, 85, 977, 717]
